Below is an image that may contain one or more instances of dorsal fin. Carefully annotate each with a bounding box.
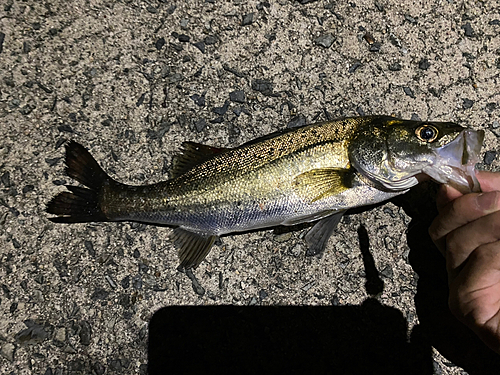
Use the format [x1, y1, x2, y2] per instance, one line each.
[170, 142, 230, 178]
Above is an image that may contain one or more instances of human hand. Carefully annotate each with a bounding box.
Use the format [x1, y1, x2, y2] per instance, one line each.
[429, 171, 500, 354]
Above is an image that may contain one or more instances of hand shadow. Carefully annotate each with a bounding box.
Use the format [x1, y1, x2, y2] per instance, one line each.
[148, 182, 499, 375]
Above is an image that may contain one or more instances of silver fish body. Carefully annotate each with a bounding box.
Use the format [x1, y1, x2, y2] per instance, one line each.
[47, 116, 484, 268]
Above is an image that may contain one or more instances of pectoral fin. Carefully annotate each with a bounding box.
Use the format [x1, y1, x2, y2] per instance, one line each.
[172, 228, 218, 269]
[294, 168, 350, 203]
[305, 211, 345, 256]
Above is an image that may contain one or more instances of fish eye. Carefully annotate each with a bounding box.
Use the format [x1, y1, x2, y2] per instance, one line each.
[415, 125, 439, 142]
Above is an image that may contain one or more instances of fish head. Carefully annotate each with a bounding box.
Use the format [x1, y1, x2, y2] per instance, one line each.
[348, 116, 484, 193]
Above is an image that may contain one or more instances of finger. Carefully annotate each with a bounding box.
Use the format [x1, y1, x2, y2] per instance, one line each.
[436, 184, 463, 213]
[446, 210, 500, 277]
[477, 171, 500, 193]
[429, 191, 500, 254]
[448, 240, 500, 353]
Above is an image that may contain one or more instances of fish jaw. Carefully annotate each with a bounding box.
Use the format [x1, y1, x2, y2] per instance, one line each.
[423, 129, 484, 193]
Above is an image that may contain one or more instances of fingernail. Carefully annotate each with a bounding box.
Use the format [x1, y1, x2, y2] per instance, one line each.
[476, 191, 500, 212]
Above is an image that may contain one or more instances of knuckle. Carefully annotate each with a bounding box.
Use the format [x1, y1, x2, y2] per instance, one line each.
[445, 230, 460, 254]
[448, 293, 464, 321]
[428, 217, 444, 242]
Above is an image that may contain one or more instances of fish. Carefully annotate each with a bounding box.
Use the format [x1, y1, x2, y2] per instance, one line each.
[46, 115, 484, 269]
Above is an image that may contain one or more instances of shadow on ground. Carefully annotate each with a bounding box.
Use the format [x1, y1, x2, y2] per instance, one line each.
[148, 183, 499, 374]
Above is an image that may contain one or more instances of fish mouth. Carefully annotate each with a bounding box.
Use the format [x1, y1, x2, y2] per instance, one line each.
[422, 129, 484, 193]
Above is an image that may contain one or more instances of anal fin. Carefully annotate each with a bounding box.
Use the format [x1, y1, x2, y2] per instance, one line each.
[173, 228, 218, 269]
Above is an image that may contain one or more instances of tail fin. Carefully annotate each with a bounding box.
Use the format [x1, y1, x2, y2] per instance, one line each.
[47, 141, 110, 223]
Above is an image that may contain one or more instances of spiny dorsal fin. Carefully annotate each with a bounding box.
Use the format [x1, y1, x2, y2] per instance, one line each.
[170, 142, 230, 178]
[172, 227, 218, 269]
[293, 168, 351, 203]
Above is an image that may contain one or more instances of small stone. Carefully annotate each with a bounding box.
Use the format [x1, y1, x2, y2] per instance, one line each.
[91, 288, 109, 300]
[91, 361, 106, 375]
[79, 321, 92, 346]
[204, 35, 217, 45]
[369, 42, 381, 52]
[489, 19, 500, 26]
[19, 103, 35, 115]
[287, 115, 306, 128]
[34, 289, 44, 302]
[486, 102, 497, 112]
[155, 37, 165, 50]
[22, 185, 34, 194]
[1, 171, 11, 187]
[484, 151, 497, 165]
[84, 240, 95, 257]
[193, 41, 205, 53]
[210, 117, 224, 124]
[251, 79, 274, 96]
[23, 41, 31, 54]
[462, 22, 474, 37]
[167, 73, 183, 84]
[404, 15, 417, 24]
[290, 244, 303, 257]
[462, 98, 474, 109]
[186, 269, 205, 296]
[275, 232, 292, 242]
[57, 124, 73, 133]
[356, 107, 365, 116]
[4, 76, 14, 87]
[223, 64, 244, 78]
[349, 61, 362, 73]
[180, 18, 189, 28]
[213, 100, 230, 115]
[403, 87, 415, 98]
[1, 343, 15, 361]
[54, 327, 66, 342]
[105, 275, 117, 289]
[492, 121, 500, 129]
[49, 28, 58, 36]
[410, 113, 421, 121]
[146, 5, 158, 13]
[9, 98, 20, 108]
[379, 264, 393, 278]
[193, 118, 207, 132]
[418, 58, 430, 70]
[45, 157, 61, 167]
[0, 32, 4, 54]
[136, 93, 146, 107]
[15, 321, 50, 344]
[132, 275, 143, 290]
[314, 33, 334, 48]
[121, 276, 130, 289]
[242, 13, 254, 26]
[259, 289, 268, 300]
[229, 90, 245, 103]
[138, 263, 149, 274]
[190, 93, 205, 107]
[178, 34, 190, 43]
